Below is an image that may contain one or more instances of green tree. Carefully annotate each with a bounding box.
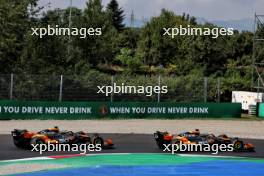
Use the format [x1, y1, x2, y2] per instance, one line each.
[0, 0, 39, 73]
[107, 0, 125, 31]
[136, 9, 189, 68]
[117, 28, 140, 54]
[116, 48, 141, 72]
[19, 8, 74, 74]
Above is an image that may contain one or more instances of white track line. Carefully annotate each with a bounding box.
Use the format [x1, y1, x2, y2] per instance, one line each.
[0, 156, 54, 163]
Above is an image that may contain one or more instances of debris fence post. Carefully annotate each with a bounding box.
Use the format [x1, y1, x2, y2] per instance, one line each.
[217, 78, 221, 103]
[111, 75, 114, 102]
[59, 75, 63, 102]
[204, 77, 208, 103]
[9, 73, 14, 100]
[158, 75, 161, 103]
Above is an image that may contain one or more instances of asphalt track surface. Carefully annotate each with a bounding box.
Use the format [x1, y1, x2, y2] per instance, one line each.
[1, 133, 264, 160]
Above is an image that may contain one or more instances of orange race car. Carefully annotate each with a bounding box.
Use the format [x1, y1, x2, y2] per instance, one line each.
[154, 129, 255, 152]
[11, 126, 113, 149]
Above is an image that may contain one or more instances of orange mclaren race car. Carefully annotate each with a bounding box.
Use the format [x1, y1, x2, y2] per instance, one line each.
[11, 126, 113, 149]
[154, 129, 254, 152]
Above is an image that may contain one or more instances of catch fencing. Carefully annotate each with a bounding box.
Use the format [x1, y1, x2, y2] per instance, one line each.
[0, 73, 245, 102]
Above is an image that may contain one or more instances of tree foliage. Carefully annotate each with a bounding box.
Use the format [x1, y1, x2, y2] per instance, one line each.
[0, 1, 262, 101]
[107, 0, 125, 31]
[0, 0, 39, 73]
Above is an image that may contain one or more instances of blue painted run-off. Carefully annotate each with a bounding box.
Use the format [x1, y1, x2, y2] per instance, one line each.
[13, 160, 264, 176]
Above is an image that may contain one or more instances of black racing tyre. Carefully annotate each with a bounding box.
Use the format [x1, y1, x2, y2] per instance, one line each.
[206, 134, 216, 144]
[174, 140, 181, 147]
[13, 140, 23, 148]
[84, 140, 91, 145]
[156, 141, 166, 150]
[93, 137, 104, 146]
[218, 134, 228, 138]
[156, 140, 171, 150]
[75, 136, 91, 145]
[30, 138, 45, 146]
[80, 138, 92, 145]
[233, 140, 244, 151]
[169, 140, 181, 153]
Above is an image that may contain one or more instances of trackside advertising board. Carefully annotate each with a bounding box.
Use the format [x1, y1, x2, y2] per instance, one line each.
[0, 100, 241, 119]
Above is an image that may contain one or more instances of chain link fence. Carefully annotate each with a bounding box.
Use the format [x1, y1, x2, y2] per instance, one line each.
[0, 74, 239, 102]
